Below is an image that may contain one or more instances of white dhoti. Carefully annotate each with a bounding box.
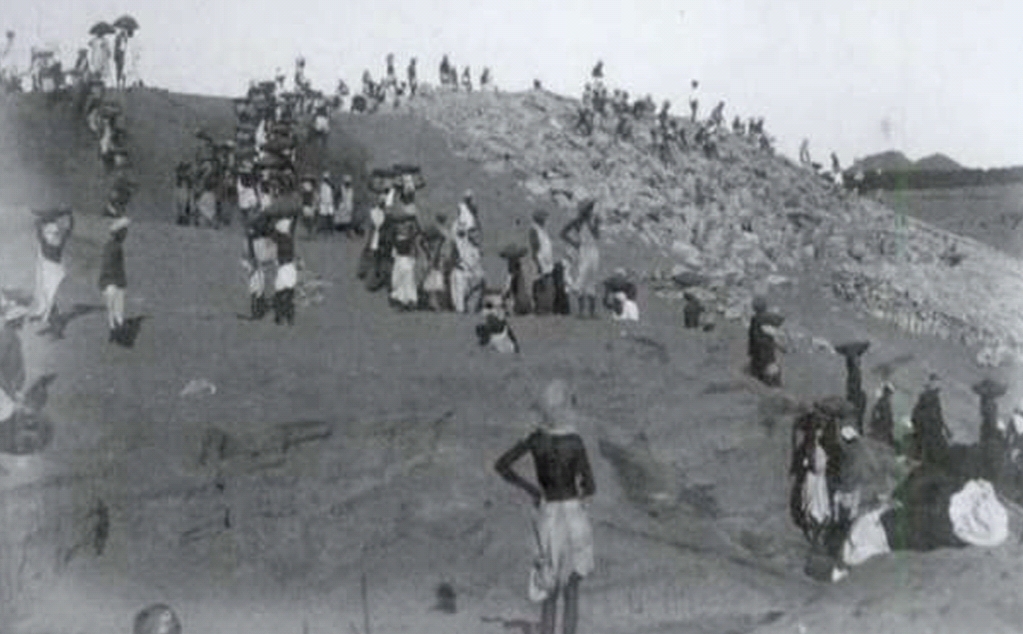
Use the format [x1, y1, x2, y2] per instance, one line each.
[575, 245, 600, 296]
[390, 255, 418, 306]
[423, 269, 445, 293]
[103, 285, 125, 329]
[0, 388, 17, 422]
[275, 262, 297, 291]
[197, 191, 217, 225]
[248, 268, 265, 296]
[842, 507, 891, 567]
[534, 499, 594, 591]
[32, 257, 66, 320]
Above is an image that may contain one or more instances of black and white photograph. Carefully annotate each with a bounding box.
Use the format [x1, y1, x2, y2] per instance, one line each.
[2, 2, 1023, 633]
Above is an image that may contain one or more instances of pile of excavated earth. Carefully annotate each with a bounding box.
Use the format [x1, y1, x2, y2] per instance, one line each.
[404, 87, 1023, 367]
[3, 84, 1023, 634]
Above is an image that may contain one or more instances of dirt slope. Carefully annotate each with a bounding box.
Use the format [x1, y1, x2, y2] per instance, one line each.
[1, 88, 1022, 634]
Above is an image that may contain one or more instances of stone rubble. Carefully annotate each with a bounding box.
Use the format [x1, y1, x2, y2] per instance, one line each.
[400, 89, 1023, 366]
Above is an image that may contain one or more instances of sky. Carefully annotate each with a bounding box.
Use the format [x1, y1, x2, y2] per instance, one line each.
[3, 0, 1023, 168]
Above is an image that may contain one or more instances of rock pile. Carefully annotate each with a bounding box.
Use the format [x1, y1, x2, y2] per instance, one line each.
[401, 89, 1023, 364]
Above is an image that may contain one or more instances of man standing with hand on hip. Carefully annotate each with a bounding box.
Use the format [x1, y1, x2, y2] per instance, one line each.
[495, 379, 596, 634]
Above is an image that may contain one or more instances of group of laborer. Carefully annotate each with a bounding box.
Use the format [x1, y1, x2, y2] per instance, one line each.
[0, 18, 136, 95]
[176, 68, 341, 230]
[577, 62, 773, 163]
[438, 54, 492, 93]
[353, 178, 639, 345]
[763, 317, 1017, 581]
[352, 53, 420, 113]
[0, 203, 132, 455]
[26, 207, 133, 345]
[348, 52, 494, 114]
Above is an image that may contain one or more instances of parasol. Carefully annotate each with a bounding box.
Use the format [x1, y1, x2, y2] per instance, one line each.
[113, 15, 139, 34]
[89, 22, 115, 37]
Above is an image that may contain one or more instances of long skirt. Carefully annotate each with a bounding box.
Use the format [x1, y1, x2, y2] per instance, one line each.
[32, 257, 65, 320]
[390, 255, 418, 306]
[534, 499, 594, 591]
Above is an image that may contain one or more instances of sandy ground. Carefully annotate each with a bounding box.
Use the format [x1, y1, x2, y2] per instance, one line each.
[1, 90, 1022, 634]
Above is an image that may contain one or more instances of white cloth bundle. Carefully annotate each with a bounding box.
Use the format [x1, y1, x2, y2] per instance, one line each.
[949, 479, 1008, 547]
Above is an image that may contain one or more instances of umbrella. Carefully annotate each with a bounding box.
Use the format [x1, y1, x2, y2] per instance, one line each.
[89, 22, 115, 37]
[113, 15, 139, 34]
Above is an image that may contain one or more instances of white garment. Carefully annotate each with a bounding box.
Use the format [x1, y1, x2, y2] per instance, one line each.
[390, 254, 418, 305]
[247, 267, 265, 296]
[489, 328, 517, 354]
[534, 499, 594, 592]
[313, 114, 329, 133]
[452, 203, 482, 274]
[842, 507, 892, 566]
[255, 120, 267, 153]
[613, 298, 639, 321]
[275, 262, 297, 290]
[252, 236, 276, 264]
[318, 182, 335, 217]
[31, 256, 65, 320]
[197, 191, 217, 224]
[89, 37, 110, 82]
[0, 387, 16, 422]
[336, 187, 354, 224]
[575, 224, 600, 296]
[237, 181, 258, 211]
[949, 479, 1008, 547]
[423, 269, 445, 293]
[531, 223, 554, 276]
[103, 284, 125, 329]
[99, 123, 114, 156]
[369, 206, 385, 251]
[802, 445, 831, 525]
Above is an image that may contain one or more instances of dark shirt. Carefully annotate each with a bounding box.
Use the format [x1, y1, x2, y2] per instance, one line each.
[273, 222, 297, 264]
[495, 429, 596, 503]
[98, 233, 127, 289]
[748, 312, 782, 369]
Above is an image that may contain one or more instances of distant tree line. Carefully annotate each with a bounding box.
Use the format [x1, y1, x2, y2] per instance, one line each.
[846, 166, 1023, 192]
